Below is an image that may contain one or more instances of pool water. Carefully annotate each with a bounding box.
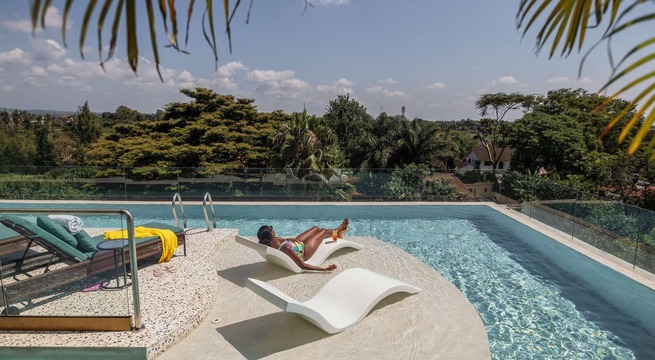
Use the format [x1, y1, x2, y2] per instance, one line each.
[3, 203, 655, 359]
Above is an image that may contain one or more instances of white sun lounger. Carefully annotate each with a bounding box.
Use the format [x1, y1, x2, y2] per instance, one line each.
[235, 235, 364, 273]
[246, 268, 421, 334]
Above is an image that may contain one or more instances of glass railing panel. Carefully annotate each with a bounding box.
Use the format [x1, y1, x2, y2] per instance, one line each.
[629, 203, 655, 274]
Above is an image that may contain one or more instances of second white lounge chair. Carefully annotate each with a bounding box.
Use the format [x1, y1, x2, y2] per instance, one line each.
[246, 268, 421, 334]
[235, 235, 364, 273]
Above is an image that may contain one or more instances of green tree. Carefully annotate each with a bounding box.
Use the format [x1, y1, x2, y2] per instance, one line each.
[357, 113, 403, 170]
[271, 110, 342, 178]
[85, 89, 281, 177]
[532, 88, 639, 154]
[34, 123, 58, 166]
[389, 119, 454, 169]
[508, 111, 588, 175]
[68, 102, 103, 146]
[475, 92, 536, 171]
[323, 94, 374, 167]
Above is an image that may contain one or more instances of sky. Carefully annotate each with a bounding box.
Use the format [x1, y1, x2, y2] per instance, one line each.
[0, 0, 645, 120]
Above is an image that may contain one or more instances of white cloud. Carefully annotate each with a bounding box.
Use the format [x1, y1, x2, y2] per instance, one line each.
[0, 48, 31, 65]
[577, 77, 594, 85]
[245, 69, 295, 82]
[177, 70, 194, 82]
[334, 78, 354, 86]
[208, 77, 241, 93]
[316, 78, 354, 95]
[29, 66, 48, 77]
[422, 82, 446, 90]
[245, 68, 310, 99]
[378, 77, 397, 84]
[497, 76, 520, 85]
[366, 86, 410, 99]
[217, 61, 246, 77]
[32, 39, 67, 62]
[2, 6, 69, 33]
[57, 76, 92, 91]
[175, 70, 196, 89]
[25, 76, 47, 87]
[546, 76, 570, 84]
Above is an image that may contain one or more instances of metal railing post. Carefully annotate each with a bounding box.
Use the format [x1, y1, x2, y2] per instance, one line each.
[202, 192, 216, 231]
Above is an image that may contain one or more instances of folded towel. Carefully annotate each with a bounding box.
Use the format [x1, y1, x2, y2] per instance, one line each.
[48, 215, 84, 235]
[103, 226, 178, 263]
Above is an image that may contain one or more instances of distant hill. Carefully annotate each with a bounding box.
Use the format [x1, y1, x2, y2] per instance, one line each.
[0, 107, 75, 116]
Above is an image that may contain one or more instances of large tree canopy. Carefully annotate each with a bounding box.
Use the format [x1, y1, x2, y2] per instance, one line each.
[85, 88, 282, 178]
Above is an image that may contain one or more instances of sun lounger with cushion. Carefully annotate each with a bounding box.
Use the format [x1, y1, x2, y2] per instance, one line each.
[235, 235, 363, 273]
[0, 215, 186, 302]
[246, 268, 421, 334]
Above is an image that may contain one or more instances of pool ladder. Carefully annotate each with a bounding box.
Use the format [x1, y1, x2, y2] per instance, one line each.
[202, 192, 217, 230]
[172, 192, 217, 231]
[172, 193, 187, 228]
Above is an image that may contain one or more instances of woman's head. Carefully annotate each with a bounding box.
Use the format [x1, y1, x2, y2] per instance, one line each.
[257, 225, 274, 246]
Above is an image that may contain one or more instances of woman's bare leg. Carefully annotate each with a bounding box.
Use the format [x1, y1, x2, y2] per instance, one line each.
[297, 218, 349, 260]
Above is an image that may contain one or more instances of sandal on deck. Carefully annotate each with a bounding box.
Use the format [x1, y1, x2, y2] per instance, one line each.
[165, 264, 178, 273]
[153, 268, 165, 277]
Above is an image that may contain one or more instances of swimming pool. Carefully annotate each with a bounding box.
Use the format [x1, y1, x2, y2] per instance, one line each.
[2, 203, 654, 359]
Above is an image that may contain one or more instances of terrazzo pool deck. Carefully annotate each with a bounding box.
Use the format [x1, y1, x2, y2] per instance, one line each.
[0, 227, 491, 359]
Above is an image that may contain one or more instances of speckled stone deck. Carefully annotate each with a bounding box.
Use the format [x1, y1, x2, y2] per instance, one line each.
[0, 227, 226, 359]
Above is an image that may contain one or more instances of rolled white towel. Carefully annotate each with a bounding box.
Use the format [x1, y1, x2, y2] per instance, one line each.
[48, 215, 84, 234]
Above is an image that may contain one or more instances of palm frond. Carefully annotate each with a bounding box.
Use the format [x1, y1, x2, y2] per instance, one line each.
[520, 0, 655, 160]
[30, 0, 246, 78]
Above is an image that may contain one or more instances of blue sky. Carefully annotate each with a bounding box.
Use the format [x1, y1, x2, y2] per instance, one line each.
[0, 0, 636, 120]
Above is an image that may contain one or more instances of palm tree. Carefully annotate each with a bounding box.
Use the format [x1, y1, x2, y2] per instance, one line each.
[271, 110, 342, 178]
[390, 119, 444, 168]
[517, 0, 655, 159]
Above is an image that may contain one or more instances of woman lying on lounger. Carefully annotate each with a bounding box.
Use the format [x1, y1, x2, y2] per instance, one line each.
[257, 218, 349, 272]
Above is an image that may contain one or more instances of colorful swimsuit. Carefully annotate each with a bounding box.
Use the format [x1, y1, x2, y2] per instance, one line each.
[278, 239, 305, 260]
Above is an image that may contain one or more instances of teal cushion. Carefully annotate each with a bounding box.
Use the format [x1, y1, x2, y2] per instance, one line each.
[1, 215, 88, 261]
[74, 230, 99, 253]
[37, 216, 78, 248]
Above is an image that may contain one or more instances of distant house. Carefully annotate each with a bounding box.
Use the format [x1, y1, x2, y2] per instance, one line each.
[458, 145, 512, 172]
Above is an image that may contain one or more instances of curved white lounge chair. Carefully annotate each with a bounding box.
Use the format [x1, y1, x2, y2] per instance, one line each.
[246, 268, 421, 334]
[235, 235, 364, 273]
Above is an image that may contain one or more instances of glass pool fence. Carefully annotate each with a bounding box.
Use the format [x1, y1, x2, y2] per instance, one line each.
[0, 165, 654, 274]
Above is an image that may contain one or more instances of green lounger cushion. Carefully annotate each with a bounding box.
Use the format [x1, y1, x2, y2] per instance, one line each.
[74, 230, 101, 253]
[1, 215, 89, 262]
[37, 216, 78, 248]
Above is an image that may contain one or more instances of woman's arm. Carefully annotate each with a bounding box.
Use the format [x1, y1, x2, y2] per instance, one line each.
[278, 246, 336, 271]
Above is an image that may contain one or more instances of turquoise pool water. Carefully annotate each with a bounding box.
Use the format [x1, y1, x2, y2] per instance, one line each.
[2, 203, 654, 359]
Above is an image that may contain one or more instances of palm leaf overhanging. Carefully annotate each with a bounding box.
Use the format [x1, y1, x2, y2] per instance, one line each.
[517, 0, 655, 160]
[29, 0, 257, 80]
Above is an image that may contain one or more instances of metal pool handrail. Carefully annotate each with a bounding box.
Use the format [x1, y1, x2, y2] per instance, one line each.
[202, 192, 217, 231]
[172, 193, 187, 228]
[0, 208, 144, 331]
